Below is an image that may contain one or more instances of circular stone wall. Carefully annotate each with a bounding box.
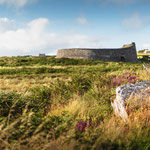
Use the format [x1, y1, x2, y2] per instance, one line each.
[56, 43, 138, 62]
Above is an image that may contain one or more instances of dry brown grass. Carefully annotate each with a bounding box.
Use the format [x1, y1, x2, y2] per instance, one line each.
[0, 59, 149, 150]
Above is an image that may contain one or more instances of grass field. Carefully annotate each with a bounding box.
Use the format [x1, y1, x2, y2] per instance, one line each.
[0, 56, 149, 150]
[137, 52, 150, 61]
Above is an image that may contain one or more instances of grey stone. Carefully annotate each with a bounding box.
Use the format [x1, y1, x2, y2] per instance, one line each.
[112, 81, 150, 121]
[56, 42, 137, 63]
[143, 64, 150, 70]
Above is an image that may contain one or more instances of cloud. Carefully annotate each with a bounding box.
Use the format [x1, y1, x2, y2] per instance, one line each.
[0, 0, 37, 7]
[0, 18, 104, 56]
[141, 44, 150, 50]
[76, 16, 88, 25]
[0, 18, 16, 32]
[121, 13, 150, 31]
[121, 13, 143, 30]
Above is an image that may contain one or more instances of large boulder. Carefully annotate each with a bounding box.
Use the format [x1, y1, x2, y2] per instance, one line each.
[112, 81, 150, 121]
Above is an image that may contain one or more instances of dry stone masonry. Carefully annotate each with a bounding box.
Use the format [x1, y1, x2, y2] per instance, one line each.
[56, 42, 138, 62]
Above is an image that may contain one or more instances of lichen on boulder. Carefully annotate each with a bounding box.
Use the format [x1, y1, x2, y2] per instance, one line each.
[112, 81, 150, 121]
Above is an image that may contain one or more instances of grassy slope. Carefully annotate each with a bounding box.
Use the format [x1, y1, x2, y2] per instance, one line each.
[0, 56, 149, 150]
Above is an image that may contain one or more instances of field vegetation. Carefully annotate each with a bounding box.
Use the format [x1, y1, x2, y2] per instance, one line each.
[0, 56, 149, 150]
[137, 50, 150, 61]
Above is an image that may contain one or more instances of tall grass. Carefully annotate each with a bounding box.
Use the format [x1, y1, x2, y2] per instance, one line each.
[0, 57, 149, 149]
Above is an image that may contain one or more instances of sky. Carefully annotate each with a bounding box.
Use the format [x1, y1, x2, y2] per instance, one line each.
[0, 0, 150, 56]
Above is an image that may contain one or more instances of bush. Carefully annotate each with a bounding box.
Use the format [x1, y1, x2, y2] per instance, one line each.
[69, 75, 92, 95]
[29, 87, 51, 115]
[0, 92, 26, 120]
[50, 79, 72, 105]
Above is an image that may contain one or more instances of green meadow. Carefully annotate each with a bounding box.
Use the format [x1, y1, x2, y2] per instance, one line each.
[0, 56, 149, 150]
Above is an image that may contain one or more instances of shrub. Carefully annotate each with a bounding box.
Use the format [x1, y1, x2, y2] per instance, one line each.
[29, 87, 51, 115]
[69, 75, 92, 95]
[0, 92, 26, 120]
[50, 79, 72, 105]
[111, 72, 138, 87]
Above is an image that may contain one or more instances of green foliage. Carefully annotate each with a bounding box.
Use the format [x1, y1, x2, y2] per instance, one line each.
[69, 75, 92, 95]
[50, 79, 72, 105]
[29, 87, 52, 115]
[138, 50, 145, 53]
[42, 112, 74, 138]
[0, 56, 104, 67]
[0, 67, 69, 75]
[0, 57, 149, 150]
[0, 92, 25, 119]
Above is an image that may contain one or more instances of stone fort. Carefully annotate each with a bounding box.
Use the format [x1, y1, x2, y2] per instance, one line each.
[56, 42, 138, 62]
